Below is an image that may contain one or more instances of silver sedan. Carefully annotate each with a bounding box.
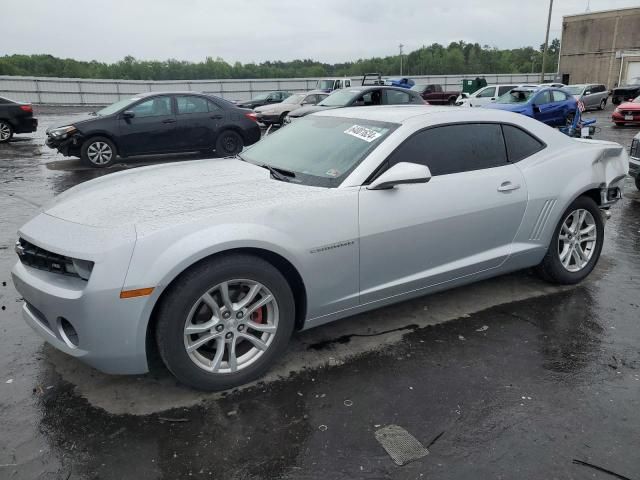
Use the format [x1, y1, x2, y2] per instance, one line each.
[12, 106, 629, 390]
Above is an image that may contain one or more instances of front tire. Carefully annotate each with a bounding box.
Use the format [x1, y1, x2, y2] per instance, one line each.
[635, 176, 640, 191]
[155, 254, 295, 391]
[278, 112, 289, 125]
[215, 130, 244, 157]
[0, 121, 14, 143]
[535, 196, 604, 285]
[80, 136, 117, 168]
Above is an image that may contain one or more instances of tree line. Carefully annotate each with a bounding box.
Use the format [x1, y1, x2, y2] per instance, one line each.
[0, 40, 559, 80]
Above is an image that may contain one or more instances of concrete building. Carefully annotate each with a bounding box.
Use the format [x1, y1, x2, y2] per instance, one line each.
[558, 6, 640, 88]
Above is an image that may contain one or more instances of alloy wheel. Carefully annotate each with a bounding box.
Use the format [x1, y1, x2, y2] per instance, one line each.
[86, 141, 113, 165]
[183, 279, 279, 374]
[222, 134, 238, 154]
[557, 208, 597, 272]
[0, 122, 11, 141]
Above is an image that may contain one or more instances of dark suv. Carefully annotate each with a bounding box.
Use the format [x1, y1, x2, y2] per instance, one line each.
[46, 92, 261, 168]
[0, 96, 38, 143]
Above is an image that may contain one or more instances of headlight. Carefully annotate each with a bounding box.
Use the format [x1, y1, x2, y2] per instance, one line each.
[48, 125, 77, 139]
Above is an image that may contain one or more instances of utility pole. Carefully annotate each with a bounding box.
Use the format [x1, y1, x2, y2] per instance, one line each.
[540, 0, 554, 83]
[586, 0, 591, 12]
[399, 44, 404, 76]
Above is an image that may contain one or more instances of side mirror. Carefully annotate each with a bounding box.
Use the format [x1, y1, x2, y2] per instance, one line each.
[584, 91, 591, 96]
[122, 110, 135, 119]
[367, 162, 432, 190]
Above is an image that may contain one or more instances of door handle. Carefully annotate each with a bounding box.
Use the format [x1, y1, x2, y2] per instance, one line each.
[162, 118, 176, 124]
[497, 181, 520, 192]
[210, 115, 223, 119]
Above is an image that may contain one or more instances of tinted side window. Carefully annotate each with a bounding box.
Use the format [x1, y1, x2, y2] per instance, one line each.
[385, 90, 411, 105]
[498, 85, 516, 96]
[176, 95, 209, 114]
[131, 97, 172, 117]
[552, 90, 568, 102]
[535, 91, 553, 104]
[502, 124, 545, 162]
[477, 87, 496, 98]
[388, 124, 508, 176]
[207, 100, 223, 112]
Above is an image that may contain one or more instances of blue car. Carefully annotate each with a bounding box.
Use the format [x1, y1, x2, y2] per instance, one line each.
[485, 87, 577, 127]
[385, 77, 415, 89]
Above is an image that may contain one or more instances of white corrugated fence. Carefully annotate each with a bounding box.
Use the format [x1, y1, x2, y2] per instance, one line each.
[0, 73, 556, 105]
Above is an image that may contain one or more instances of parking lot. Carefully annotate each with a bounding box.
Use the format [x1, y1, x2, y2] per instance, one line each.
[1, 104, 639, 479]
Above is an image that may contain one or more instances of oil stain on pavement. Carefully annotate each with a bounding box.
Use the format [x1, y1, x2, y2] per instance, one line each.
[1, 106, 639, 479]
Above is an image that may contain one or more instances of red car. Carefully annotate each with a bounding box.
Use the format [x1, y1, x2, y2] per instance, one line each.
[612, 96, 640, 126]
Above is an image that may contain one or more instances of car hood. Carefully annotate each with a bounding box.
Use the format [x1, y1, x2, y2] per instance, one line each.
[45, 114, 103, 133]
[484, 103, 529, 113]
[43, 158, 327, 229]
[617, 102, 640, 110]
[255, 103, 290, 114]
[288, 105, 336, 117]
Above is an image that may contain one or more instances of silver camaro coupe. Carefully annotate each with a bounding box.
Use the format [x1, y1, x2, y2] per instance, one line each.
[12, 106, 629, 390]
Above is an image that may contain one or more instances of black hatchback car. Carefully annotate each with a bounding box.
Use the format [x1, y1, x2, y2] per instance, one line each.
[0, 96, 38, 143]
[46, 92, 261, 167]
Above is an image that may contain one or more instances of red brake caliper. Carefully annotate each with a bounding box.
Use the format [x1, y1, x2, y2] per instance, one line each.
[251, 308, 264, 325]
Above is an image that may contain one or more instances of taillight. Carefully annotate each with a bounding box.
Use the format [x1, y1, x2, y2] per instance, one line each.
[20, 105, 32, 112]
[245, 112, 258, 122]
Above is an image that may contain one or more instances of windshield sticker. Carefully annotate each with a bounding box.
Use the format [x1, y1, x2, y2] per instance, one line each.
[344, 125, 384, 143]
[325, 169, 340, 177]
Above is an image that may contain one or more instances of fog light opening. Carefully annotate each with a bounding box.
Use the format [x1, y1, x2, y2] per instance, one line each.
[57, 317, 79, 349]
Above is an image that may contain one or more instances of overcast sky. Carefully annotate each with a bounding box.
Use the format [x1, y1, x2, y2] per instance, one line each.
[4, 0, 640, 64]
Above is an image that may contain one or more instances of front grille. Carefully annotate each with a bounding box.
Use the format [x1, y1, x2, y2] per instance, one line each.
[631, 139, 639, 159]
[16, 238, 87, 279]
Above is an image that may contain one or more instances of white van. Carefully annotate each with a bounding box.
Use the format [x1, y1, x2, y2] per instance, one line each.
[315, 78, 352, 92]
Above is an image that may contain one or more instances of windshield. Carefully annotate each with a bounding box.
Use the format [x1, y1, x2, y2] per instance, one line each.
[282, 94, 304, 105]
[563, 86, 585, 95]
[318, 89, 360, 107]
[317, 80, 335, 90]
[96, 97, 141, 116]
[251, 93, 270, 101]
[496, 90, 535, 104]
[240, 115, 397, 188]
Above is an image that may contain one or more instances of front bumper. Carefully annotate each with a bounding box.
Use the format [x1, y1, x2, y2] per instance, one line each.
[255, 112, 281, 124]
[612, 111, 640, 124]
[11, 214, 149, 374]
[629, 157, 640, 178]
[45, 133, 83, 157]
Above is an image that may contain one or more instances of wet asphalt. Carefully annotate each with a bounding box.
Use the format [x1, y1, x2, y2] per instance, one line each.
[0, 105, 639, 480]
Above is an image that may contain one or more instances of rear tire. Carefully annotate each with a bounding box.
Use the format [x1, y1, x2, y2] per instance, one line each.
[278, 112, 289, 125]
[565, 112, 575, 126]
[635, 176, 640, 191]
[599, 99, 606, 110]
[0, 121, 14, 143]
[155, 254, 295, 391]
[215, 130, 244, 157]
[614, 122, 624, 127]
[535, 196, 604, 285]
[448, 98, 456, 106]
[80, 136, 117, 168]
